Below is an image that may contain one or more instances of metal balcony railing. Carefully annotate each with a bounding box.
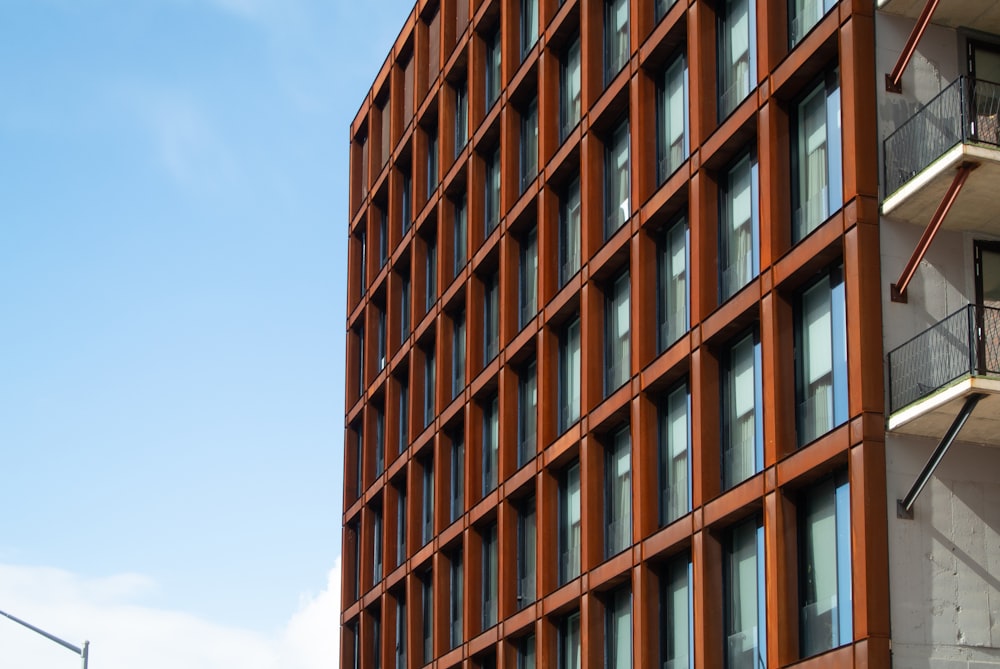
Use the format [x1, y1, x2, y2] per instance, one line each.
[883, 76, 1000, 197]
[887, 305, 1000, 414]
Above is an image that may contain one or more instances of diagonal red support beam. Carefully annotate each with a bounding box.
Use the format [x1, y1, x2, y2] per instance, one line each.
[891, 162, 978, 303]
[885, 0, 940, 93]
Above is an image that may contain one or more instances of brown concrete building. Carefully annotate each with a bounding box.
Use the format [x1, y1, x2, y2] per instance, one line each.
[341, 0, 893, 667]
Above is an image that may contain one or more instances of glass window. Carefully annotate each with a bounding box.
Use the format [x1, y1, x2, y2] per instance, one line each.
[659, 381, 691, 526]
[605, 426, 632, 558]
[657, 53, 689, 183]
[517, 498, 536, 608]
[455, 81, 468, 155]
[357, 325, 365, 396]
[425, 238, 437, 312]
[521, 0, 538, 59]
[717, 0, 756, 120]
[353, 422, 363, 501]
[454, 195, 467, 276]
[655, 0, 678, 22]
[396, 484, 407, 565]
[398, 379, 409, 454]
[377, 307, 387, 371]
[605, 121, 630, 239]
[604, 0, 629, 85]
[796, 265, 848, 445]
[520, 227, 538, 328]
[427, 129, 438, 198]
[605, 272, 631, 395]
[358, 230, 367, 297]
[560, 38, 582, 140]
[424, 348, 436, 428]
[482, 523, 498, 629]
[348, 620, 360, 669]
[722, 331, 763, 490]
[400, 274, 410, 342]
[450, 433, 465, 522]
[373, 508, 383, 584]
[422, 457, 434, 545]
[518, 360, 537, 467]
[422, 573, 434, 663]
[559, 462, 582, 584]
[486, 148, 501, 233]
[517, 635, 537, 669]
[559, 611, 582, 669]
[661, 555, 693, 669]
[375, 405, 385, 476]
[484, 272, 499, 363]
[449, 551, 463, 648]
[559, 317, 582, 432]
[724, 517, 765, 669]
[799, 472, 852, 657]
[482, 394, 499, 494]
[521, 97, 538, 192]
[789, 0, 836, 47]
[395, 596, 407, 669]
[658, 215, 689, 350]
[349, 520, 361, 601]
[605, 586, 632, 669]
[372, 610, 382, 669]
[486, 29, 502, 108]
[559, 177, 582, 286]
[719, 151, 759, 301]
[792, 70, 842, 242]
[453, 311, 466, 398]
[402, 172, 412, 232]
[379, 209, 388, 267]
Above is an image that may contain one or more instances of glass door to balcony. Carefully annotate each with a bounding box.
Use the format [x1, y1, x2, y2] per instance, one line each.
[973, 240, 1000, 374]
[969, 42, 1000, 144]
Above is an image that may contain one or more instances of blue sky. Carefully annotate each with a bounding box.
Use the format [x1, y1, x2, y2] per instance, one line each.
[0, 0, 411, 665]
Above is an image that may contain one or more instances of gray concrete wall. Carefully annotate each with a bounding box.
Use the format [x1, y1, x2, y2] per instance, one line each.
[877, 10, 1000, 669]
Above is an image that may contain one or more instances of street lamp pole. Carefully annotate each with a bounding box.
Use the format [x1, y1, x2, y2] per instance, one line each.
[0, 608, 89, 669]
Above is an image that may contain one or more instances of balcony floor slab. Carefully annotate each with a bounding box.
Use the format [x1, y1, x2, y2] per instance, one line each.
[883, 142, 1000, 232]
[888, 376, 1000, 446]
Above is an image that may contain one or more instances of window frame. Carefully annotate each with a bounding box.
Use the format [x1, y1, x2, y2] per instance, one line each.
[657, 52, 689, 183]
[718, 149, 759, 301]
[604, 426, 632, 558]
[659, 379, 691, 526]
[604, 120, 631, 239]
[604, 271, 631, 395]
[791, 68, 842, 243]
[721, 329, 764, 490]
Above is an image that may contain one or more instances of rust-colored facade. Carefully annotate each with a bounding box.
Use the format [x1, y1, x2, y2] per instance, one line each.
[342, 0, 890, 667]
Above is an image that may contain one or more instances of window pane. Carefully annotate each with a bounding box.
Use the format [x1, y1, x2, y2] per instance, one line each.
[482, 395, 499, 493]
[658, 55, 688, 182]
[518, 361, 538, 466]
[521, 0, 538, 57]
[485, 149, 501, 233]
[482, 523, 498, 628]
[518, 500, 536, 607]
[799, 473, 852, 656]
[451, 434, 464, 522]
[662, 556, 692, 669]
[455, 83, 468, 155]
[606, 273, 631, 394]
[606, 587, 632, 669]
[719, 152, 758, 300]
[796, 266, 847, 445]
[520, 98, 539, 192]
[560, 178, 582, 286]
[604, 0, 629, 84]
[605, 122, 631, 238]
[723, 332, 761, 489]
[660, 382, 690, 525]
[718, 0, 755, 119]
[724, 518, 765, 669]
[560, 318, 582, 431]
[520, 227, 538, 327]
[560, 463, 581, 583]
[453, 311, 466, 398]
[658, 216, 689, 349]
[606, 427, 632, 557]
[561, 38, 582, 139]
[454, 195, 467, 275]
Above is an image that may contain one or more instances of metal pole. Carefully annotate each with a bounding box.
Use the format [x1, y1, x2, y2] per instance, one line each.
[0, 608, 88, 666]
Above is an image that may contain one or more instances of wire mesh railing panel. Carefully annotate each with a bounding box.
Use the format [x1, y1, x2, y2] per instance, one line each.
[887, 305, 1000, 413]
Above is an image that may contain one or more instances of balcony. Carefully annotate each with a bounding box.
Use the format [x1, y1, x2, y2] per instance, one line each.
[876, 0, 1000, 36]
[882, 77, 1000, 231]
[887, 305, 1000, 444]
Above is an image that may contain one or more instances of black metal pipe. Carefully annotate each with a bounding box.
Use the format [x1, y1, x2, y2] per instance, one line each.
[898, 393, 987, 517]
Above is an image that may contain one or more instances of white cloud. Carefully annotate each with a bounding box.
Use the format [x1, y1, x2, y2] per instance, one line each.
[0, 560, 342, 669]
